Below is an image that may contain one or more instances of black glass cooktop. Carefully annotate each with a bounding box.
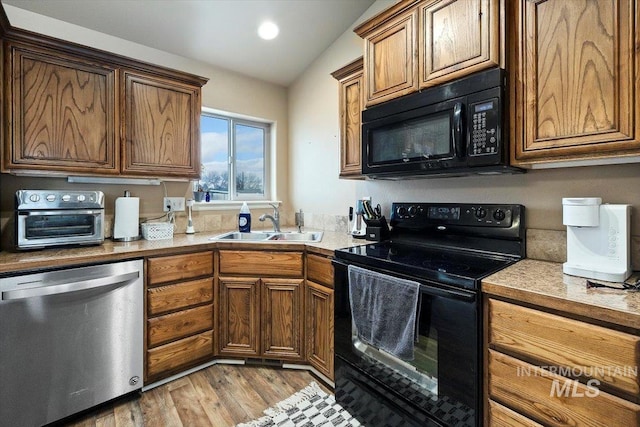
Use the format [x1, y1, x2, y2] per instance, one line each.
[334, 241, 516, 290]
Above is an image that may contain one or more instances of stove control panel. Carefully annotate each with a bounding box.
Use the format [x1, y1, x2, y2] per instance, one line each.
[392, 203, 522, 228]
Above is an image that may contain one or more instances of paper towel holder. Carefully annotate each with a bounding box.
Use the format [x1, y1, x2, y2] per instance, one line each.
[113, 190, 141, 242]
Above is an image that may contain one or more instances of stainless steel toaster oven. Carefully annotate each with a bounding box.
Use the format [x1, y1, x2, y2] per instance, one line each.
[16, 190, 105, 250]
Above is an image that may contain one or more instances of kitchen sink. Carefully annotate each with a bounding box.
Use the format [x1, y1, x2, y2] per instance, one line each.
[209, 231, 323, 242]
[266, 231, 323, 242]
[210, 231, 276, 241]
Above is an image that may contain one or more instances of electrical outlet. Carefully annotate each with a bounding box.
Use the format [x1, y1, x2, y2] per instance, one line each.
[163, 197, 185, 212]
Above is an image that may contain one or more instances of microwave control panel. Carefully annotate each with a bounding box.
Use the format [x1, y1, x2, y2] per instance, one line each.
[470, 98, 499, 156]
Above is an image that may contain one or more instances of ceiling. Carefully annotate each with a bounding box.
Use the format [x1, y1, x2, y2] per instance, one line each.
[3, 0, 376, 87]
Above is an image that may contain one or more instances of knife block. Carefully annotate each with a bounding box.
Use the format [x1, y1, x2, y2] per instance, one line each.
[364, 216, 390, 241]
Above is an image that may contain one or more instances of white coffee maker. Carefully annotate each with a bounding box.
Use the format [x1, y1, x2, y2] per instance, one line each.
[563, 197, 632, 282]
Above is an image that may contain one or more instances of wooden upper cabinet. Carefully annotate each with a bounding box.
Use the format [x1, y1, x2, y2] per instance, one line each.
[1, 23, 207, 178]
[420, 0, 500, 87]
[4, 41, 118, 173]
[122, 71, 201, 178]
[355, 0, 503, 106]
[512, 0, 640, 165]
[356, 2, 419, 106]
[331, 57, 364, 178]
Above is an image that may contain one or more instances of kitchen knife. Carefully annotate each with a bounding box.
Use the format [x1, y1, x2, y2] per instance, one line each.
[362, 200, 375, 220]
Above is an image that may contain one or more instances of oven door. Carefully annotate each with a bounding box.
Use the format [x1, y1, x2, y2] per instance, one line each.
[17, 209, 105, 249]
[333, 259, 479, 427]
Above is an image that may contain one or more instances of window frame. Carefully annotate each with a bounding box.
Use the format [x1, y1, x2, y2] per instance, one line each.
[198, 107, 272, 203]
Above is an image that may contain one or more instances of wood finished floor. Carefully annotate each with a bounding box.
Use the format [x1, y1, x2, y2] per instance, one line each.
[59, 364, 332, 427]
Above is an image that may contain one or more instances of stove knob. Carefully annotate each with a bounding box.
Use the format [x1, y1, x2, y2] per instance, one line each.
[62, 194, 71, 202]
[77, 194, 86, 202]
[493, 209, 506, 221]
[408, 206, 417, 217]
[475, 207, 487, 219]
[29, 194, 40, 203]
[46, 194, 56, 202]
[397, 206, 407, 217]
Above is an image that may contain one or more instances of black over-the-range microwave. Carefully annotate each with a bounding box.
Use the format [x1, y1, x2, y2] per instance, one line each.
[361, 67, 523, 178]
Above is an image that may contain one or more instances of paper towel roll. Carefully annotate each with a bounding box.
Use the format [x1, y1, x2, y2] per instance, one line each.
[113, 196, 140, 241]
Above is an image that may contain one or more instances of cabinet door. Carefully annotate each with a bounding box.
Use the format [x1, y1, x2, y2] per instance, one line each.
[419, 0, 500, 87]
[4, 42, 118, 174]
[262, 278, 304, 360]
[305, 281, 334, 380]
[362, 8, 418, 106]
[122, 71, 201, 178]
[332, 58, 364, 179]
[513, 0, 639, 164]
[218, 276, 260, 357]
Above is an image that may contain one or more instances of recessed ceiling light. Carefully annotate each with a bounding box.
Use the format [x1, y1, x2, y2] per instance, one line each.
[258, 21, 279, 40]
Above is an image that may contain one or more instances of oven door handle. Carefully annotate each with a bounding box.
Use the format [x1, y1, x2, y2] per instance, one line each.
[17, 209, 104, 216]
[333, 259, 476, 302]
[419, 283, 475, 302]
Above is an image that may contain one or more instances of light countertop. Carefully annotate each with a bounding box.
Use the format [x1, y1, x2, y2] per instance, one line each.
[482, 259, 640, 330]
[0, 228, 364, 275]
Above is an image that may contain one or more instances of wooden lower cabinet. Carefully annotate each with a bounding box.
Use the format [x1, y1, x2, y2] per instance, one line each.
[485, 297, 640, 426]
[488, 400, 543, 427]
[217, 276, 304, 360]
[218, 276, 261, 357]
[306, 280, 334, 379]
[145, 251, 214, 383]
[305, 253, 334, 380]
[217, 250, 305, 362]
[262, 278, 304, 359]
[147, 331, 213, 379]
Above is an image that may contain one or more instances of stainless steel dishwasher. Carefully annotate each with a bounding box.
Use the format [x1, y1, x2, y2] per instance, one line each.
[0, 259, 144, 427]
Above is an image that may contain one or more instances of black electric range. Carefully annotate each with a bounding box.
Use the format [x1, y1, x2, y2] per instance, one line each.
[333, 202, 525, 427]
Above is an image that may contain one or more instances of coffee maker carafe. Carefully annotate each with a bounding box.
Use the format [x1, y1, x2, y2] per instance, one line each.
[563, 197, 632, 282]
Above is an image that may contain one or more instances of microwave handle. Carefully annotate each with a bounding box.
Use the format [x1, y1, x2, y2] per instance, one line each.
[452, 102, 465, 159]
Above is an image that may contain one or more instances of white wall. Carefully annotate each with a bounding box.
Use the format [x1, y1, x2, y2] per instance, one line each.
[288, 0, 640, 233]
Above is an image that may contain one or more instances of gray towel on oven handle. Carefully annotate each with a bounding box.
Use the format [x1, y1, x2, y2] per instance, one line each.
[348, 264, 420, 361]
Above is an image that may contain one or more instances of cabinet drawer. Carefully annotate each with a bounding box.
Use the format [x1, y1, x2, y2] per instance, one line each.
[147, 330, 213, 379]
[147, 277, 213, 316]
[147, 251, 213, 285]
[219, 250, 303, 277]
[306, 254, 334, 288]
[488, 400, 543, 427]
[147, 304, 213, 347]
[489, 350, 640, 426]
[488, 299, 640, 397]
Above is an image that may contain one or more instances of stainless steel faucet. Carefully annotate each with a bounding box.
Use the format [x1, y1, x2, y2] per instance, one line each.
[259, 203, 280, 232]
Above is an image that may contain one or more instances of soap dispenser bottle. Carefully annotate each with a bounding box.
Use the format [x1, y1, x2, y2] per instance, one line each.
[239, 202, 251, 232]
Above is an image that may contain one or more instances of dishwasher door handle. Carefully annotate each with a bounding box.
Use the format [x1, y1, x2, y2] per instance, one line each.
[1, 271, 140, 300]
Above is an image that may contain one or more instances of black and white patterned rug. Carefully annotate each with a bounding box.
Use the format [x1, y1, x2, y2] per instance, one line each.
[236, 382, 361, 427]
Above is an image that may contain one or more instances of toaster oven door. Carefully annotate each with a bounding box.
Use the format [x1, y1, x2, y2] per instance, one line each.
[17, 209, 104, 249]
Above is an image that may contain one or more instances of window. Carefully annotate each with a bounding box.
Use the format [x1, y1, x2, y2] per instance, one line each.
[198, 110, 271, 201]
